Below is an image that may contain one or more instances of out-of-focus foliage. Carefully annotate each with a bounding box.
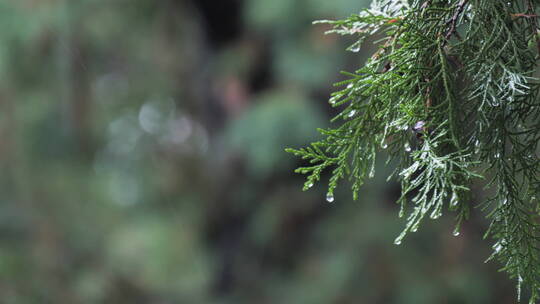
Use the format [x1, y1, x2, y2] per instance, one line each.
[226, 91, 326, 177]
[0, 0, 523, 303]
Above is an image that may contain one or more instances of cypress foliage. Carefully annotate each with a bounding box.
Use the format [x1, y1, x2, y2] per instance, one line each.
[286, 0, 540, 301]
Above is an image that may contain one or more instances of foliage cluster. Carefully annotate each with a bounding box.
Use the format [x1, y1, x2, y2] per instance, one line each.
[287, 0, 540, 301]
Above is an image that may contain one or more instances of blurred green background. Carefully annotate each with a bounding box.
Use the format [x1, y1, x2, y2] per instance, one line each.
[0, 0, 520, 303]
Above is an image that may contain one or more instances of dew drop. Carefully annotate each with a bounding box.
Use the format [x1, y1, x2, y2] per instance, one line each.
[329, 97, 338, 105]
[411, 226, 418, 233]
[351, 46, 360, 53]
[394, 239, 402, 245]
[347, 83, 354, 89]
[348, 110, 356, 117]
[381, 142, 388, 149]
[450, 192, 459, 207]
[401, 124, 409, 131]
[326, 192, 335, 203]
[518, 275, 523, 301]
[453, 230, 460, 237]
[404, 142, 412, 152]
[493, 242, 503, 253]
[413, 121, 425, 132]
[369, 166, 375, 178]
[306, 182, 314, 189]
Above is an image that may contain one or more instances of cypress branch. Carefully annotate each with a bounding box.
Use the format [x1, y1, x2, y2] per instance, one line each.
[286, 0, 540, 301]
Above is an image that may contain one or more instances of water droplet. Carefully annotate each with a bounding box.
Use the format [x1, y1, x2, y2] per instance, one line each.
[348, 110, 356, 117]
[306, 182, 314, 189]
[326, 192, 335, 203]
[347, 83, 354, 89]
[453, 230, 460, 236]
[351, 46, 360, 53]
[518, 275, 523, 301]
[329, 97, 338, 105]
[450, 192, 459, 207]
[369, 166, 375, 178]
[493, 242, 503, 253]
[413, 121, 425, 132]
[394, 239, 402, 245]
[411, 226, 418, 232]
[401, 124, 409, 131]
[404, 142, 412, 152]
[381, 142, 388, 149]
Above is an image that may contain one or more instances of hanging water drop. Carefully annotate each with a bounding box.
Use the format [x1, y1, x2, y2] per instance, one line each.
[306, 182, 314, 189]
[326, 192, 335, 203]
[369, 166, 375, 178]
[450, 192, 459, 207]
[348, 110, 356, 117]
[394, 239, 402, 245]
[518, 275, 523, 301]
[347, 83, 354, 89]
[493, 242, 503, 253]
[380, 138, 388, 149]
[404, 142, 412, 152]
[351, 45, 360, 53]
[453, 230, 460, 237]
[329, 96, 337, 105]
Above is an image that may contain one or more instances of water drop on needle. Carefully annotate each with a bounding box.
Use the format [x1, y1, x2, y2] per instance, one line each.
[450, 193, 458, 207]
[493, 242, 503, 253]
[348, 110, 356, 117]
[326, 192, 334, 203]
[404, 142, 412, 152]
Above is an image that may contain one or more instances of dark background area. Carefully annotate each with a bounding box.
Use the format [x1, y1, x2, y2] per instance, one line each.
[0, 0, 520, 303]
